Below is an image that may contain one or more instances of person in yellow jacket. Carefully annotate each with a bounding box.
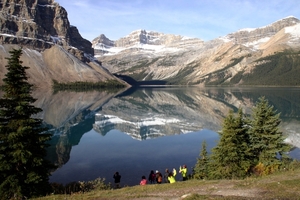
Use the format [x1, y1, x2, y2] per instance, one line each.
[168, 168, 177, 183]
[179, 165, 188, 181]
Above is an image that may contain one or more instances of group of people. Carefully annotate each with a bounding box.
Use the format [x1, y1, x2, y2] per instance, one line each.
[140, 165, 188, 185]
[112, 165, 188, 188]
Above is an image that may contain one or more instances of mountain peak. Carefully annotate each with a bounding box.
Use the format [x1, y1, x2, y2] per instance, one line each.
[277, 16, 299, 22]
[220, 16, 300, 47]
[236, 16, 300, 33]
[93, 29, 203, 50]
[117, 29, 166, 47]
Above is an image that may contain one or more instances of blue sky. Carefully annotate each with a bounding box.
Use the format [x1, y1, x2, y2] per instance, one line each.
[55, 0, 300, 42]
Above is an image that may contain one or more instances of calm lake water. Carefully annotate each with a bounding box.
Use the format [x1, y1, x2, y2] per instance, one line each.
[41, 87, 300, 186]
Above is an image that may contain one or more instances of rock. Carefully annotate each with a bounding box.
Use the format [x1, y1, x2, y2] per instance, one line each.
[0, 0, 127, 88]
[0, 0, 93, 59]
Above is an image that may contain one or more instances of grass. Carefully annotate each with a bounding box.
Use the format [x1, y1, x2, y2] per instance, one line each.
[35, 168, 300, 200]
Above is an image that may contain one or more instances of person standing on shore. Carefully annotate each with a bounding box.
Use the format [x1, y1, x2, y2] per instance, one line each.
[164, 168, 170, 183]
[113, 172, 121, 189]
[156, 170, 163, 184]
[148, 170, 156, 184]
[179, 165, 188, 181]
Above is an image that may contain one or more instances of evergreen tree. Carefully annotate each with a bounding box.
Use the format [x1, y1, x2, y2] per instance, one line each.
[209, 109, 251, 179]
[0, 49, 53, 199]
[248, 96, 291, 175]
[193, 140, 210, 179]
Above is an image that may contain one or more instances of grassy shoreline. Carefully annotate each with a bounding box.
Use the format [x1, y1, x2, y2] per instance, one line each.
[37, 167, 300, 200]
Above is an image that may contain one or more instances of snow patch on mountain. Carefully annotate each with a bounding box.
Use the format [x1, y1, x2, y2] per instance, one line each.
[181, 36, 193, 40]
[285, 23, 300, 44]
[218, 36, 232, 43]
[94, 42, 182, 57]
[0, 33, 45, 42]
[238, 28, 256, 32]
[243, 37, 271, 49]
[285, 23, 300, 37]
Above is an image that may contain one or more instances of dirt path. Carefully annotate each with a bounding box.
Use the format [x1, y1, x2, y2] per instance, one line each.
[129, 183, 264, 199]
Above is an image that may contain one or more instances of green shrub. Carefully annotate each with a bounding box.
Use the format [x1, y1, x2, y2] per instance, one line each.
[50, 178, 111, 195]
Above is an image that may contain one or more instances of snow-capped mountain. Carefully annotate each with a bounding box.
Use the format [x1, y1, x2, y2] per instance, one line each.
[220, 16, 300, 48]
[93, 16, 300, 86]
[92, 29, 204, 56]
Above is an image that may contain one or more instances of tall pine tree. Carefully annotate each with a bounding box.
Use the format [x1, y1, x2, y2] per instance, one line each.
[193, 140, 210, 179]
[0, 49, 53, 199]
[209, 109, 251, 179]
[248, 96, 291, 175]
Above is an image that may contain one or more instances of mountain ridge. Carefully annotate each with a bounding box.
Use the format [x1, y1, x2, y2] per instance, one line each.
[93, 16, 300, 86]
[93, 16, 299, 49]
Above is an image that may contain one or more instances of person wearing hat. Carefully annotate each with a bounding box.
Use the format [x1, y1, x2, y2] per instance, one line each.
[155, 170, 163, 184]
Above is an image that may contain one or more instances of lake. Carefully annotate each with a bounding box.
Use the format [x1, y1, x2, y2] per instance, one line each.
[38, 87, 300, 187]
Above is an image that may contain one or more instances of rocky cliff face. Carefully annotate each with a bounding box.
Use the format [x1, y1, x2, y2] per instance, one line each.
[93, 16, 300, 86]
[0, 0, 126, 88]
[0, 0, 93, 57]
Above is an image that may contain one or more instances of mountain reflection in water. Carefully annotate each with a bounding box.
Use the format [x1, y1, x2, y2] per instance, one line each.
[33, 87, 300, 186]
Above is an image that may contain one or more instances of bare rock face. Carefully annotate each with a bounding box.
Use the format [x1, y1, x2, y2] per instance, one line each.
[0, 44, 123, 88]
[0, 0, 93, 58]
[92, 34, 114, 48]
[0, 0, 128, 88]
